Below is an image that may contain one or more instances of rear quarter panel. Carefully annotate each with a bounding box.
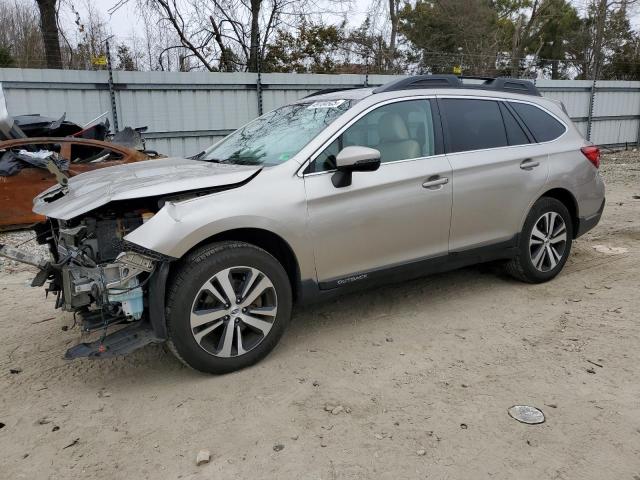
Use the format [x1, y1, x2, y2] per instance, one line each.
[545, 146, 605, 219]
[520, 122, 605, 230]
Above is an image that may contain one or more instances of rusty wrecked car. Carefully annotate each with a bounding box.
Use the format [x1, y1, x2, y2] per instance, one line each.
[0, 136, 155, 230]
[0, 85, 159, 230]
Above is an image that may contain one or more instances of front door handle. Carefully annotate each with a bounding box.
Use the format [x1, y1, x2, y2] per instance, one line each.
[520, 159, 540, 170]
[422, 176, 449, 189]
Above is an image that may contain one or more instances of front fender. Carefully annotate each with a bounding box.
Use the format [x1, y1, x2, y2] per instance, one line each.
[124, 172, 316, 280]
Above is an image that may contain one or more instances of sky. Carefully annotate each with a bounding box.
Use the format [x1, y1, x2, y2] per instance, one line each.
[69, 0, 640, 44]
[68, 0, 373, 41]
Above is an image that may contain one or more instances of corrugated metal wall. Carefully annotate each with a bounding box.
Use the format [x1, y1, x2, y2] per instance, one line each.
[1, 68, 638, 157]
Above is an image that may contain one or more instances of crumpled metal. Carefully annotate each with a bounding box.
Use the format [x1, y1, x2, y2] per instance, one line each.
[0, 149, 69, 176]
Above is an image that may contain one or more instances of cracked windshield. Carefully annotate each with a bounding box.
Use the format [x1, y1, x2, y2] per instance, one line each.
[198, 99, 354, 166]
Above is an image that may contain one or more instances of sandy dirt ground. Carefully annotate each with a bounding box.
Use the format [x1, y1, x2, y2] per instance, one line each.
[0, 152, 639, 480]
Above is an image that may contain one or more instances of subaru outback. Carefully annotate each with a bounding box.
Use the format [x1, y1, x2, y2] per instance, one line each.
[0, 75, 605, 374]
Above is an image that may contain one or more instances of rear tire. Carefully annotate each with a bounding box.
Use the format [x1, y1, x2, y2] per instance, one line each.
[506, 197, 573, 283]
[165, 241, 292, 374]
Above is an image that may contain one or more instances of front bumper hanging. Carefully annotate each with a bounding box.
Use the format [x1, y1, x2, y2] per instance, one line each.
[1, 243, 172, 360]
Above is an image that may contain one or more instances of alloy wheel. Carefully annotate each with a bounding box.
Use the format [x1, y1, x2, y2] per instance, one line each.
[529, 212, 567, 272]
[190, 266, 278, 357]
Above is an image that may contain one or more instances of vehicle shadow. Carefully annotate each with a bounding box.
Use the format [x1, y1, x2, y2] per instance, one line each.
[284, 261, 508, 345]
[55, 262, 509, 387]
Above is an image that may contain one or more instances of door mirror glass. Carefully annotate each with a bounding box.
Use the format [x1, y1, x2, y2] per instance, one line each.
[332, 146, 381, 188]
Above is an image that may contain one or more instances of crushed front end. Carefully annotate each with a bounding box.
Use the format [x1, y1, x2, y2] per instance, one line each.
[0, 155, 263, 361]
[1, 210, 173, 359]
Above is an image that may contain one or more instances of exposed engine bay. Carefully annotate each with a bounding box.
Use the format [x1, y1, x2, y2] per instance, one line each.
[54, 212, 152, 319]
[1, 206, 169, 359]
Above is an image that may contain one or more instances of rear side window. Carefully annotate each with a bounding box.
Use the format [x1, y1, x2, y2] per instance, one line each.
[509, 102, 566, 142]
[499, 103, 530, 146]
[441, 99, 508, 153]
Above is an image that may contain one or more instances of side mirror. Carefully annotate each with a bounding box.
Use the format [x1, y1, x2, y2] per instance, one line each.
[332, 146, 381, 188]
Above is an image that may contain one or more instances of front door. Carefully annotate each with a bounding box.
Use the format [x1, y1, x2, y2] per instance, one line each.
[303, 98, 453, 286]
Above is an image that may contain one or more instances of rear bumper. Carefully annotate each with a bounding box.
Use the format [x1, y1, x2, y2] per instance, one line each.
[576, 198, 605, 238]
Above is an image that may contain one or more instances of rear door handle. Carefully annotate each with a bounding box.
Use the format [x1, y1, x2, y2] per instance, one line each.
[520, 159, 540, 170]
[422, 176, 449, 189]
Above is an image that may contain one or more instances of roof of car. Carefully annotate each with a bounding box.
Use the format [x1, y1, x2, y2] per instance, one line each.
[299, 75, 543, 104]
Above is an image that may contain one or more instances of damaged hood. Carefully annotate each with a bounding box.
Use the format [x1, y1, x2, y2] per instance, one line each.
[33, 157, 261, 220]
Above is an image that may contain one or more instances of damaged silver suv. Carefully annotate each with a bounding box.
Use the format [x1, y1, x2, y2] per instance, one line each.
[1, 75, 605, 374]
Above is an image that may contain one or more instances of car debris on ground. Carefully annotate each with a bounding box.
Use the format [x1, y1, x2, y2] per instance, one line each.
[196, 449, 211, 466]
[507, 405, 546, 424]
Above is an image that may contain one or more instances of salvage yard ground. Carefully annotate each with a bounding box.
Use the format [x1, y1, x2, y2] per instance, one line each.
[1, 151, 639, 480]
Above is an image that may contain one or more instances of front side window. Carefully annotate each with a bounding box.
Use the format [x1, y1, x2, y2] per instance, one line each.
[441, 98, 508, 153]
[509, 102, 566, 142]
[198, 99, 354, 166]
[309, 99, 436, 173]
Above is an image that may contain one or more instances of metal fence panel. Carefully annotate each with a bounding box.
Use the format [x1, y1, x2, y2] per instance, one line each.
[1, 69, 639, 156]
[535, 79, 592, 118]
[591, 81, 640, 117]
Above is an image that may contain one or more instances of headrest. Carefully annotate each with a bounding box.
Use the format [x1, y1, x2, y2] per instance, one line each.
[378, 113, 410, 142]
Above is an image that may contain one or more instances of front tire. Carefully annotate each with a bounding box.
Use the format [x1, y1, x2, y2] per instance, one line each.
[506, 197, 573, 283]
[166, 241, 292, 374]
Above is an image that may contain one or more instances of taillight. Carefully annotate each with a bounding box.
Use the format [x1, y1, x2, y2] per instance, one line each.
[581, 146, 600, 169]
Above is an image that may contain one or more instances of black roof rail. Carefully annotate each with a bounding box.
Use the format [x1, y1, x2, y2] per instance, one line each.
[373, 75, 541, 97]
[372, 75, 461, 93]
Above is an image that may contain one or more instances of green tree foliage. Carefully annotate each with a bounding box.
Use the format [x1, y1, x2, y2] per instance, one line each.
[398, 0, 506, 76]
[263, 21, 346, 73]
[0, 46, 15, 67]
[344, 18, 395, 73]
[600, 8, 639, 80]
[116, 44, 137, 71]
[534, 0, 582, 79]
[398, 0, 640, 80]
[605, 36, 640, 80]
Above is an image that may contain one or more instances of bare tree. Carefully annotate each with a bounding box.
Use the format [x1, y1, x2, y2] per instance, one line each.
[35, 0, 62, 68]
[131, 0, 348, 72]
[65, 1, 110, 70]
[153, 0, 216, 70]
[508, 1, 553, 77]
[571, 0, 638, 79]
[590, 0, 608, 79]
[387, 0, 399, 69]
[0, 1, 46, 68]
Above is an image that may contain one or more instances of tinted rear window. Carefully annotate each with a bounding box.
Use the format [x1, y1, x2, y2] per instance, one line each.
[499, 103, 530, 146]
[441, 99, 508, 153]
[510, 102, 566, 142]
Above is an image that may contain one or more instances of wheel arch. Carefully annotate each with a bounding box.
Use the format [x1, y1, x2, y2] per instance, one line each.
[538, 188, 579, 238]
[180, 228, 302, 302]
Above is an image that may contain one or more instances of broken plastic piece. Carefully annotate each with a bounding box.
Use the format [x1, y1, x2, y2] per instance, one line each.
[508, 405, 545, 424]
[65, 322, 161, 359]
[0, 243, 50, 269]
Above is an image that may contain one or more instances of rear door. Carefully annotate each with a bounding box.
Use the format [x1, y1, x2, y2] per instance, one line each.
[439, 97, 550, 251]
